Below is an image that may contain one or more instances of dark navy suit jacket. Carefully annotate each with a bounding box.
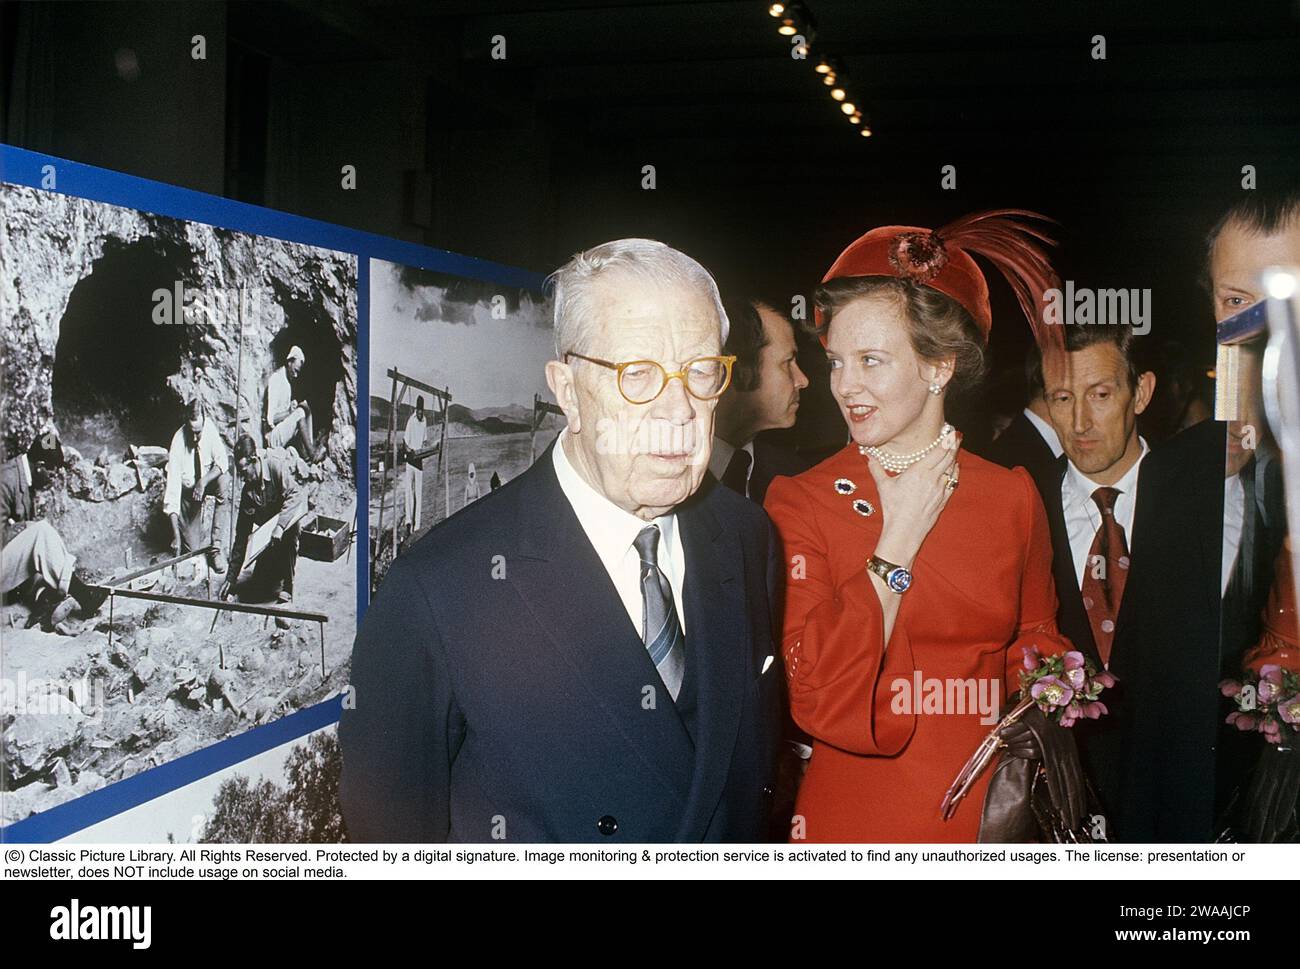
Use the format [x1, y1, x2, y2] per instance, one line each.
[340, 442, 781, 842]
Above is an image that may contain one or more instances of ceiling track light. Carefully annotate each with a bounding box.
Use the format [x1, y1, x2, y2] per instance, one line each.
[774, 1, 815, 37]
[840, 101, 856, 115]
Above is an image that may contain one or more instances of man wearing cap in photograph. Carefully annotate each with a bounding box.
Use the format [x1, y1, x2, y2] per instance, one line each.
[264, 345, 323, 462]
[341, 237, 781, 843]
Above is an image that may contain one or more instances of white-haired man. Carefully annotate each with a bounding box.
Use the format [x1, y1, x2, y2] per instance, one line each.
[342, 238, 782, 842]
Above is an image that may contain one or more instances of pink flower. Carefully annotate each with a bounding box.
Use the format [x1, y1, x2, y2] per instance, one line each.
[1227, 711, 1259, 732]
[1220, 679, 1243, 698]
[1279, 694, 1300, 726]
[1063, 651, 1087, 671]
[1090, 673, 1116, 693]
[1258, 666, 1284, 704]
[1022, 646, 1041, 671]
[1082, 701, 1106, 719]
[1031, 675, 1074, 711]
[1263, 721, 1283, 744]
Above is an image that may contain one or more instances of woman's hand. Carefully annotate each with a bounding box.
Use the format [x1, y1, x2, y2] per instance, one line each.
[869, 427, 961, 568]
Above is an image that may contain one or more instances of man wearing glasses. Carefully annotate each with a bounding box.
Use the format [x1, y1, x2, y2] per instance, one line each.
[342, 238, 782, 843]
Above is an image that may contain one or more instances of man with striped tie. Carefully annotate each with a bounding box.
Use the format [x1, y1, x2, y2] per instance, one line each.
[342, 238, 782, 842]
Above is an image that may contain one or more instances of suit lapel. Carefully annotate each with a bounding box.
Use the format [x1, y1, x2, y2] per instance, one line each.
[509, 449, 697, 804]
[673, 488, 746, 841]
[1042, 458, 1104, 669]
[1114, 459, 1158, 640]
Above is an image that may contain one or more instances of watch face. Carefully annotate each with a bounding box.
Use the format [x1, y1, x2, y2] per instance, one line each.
[887, 568, 912, 593]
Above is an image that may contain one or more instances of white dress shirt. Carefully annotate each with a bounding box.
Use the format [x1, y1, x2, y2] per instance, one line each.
[1221, 471, 1246, 597]
[1061, 439, 1148, 589]
[404, 412, 427, 452]
[163, 419, 229, 517]
[708, 436, 755, 497]
[1023, 407, 1064, 459]
[552, 430, 687, 635]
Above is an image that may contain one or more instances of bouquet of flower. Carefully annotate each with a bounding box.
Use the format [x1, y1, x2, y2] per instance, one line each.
[1220, 665, 1300, 745]
[940, 648, 1115, 820]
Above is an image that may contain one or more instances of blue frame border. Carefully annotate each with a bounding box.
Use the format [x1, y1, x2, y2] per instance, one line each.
[0, 144, 546, 841]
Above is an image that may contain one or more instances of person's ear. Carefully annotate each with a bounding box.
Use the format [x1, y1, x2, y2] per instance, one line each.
[1133, 370, 1157, 415]
[545, 360, 582, 434]
[928, 354, 957, 391]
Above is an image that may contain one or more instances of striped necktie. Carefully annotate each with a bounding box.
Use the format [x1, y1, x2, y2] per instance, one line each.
[633, 524, 686, 701]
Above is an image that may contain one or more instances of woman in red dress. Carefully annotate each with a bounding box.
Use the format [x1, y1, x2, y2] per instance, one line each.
[766, 211, 1083, 842]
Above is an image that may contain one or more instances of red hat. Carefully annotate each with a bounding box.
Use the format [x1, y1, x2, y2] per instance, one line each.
[817, 208, 1063, 357]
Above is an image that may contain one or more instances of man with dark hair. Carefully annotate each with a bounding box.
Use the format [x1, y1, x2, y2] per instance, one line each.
[710, 297, 809, 504]
[219, 434, 308, 629]
[1038, 312, 1247, 841]
[164, 398, 229, 576]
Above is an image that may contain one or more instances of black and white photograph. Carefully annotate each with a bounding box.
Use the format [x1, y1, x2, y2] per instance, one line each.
[0, 183, 358, 825]
[367, 257, 557, 591]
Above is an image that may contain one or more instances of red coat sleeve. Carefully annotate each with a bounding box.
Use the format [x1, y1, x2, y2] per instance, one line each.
[1243, 538, 1300, 675]
[764, 475, 918, 756]
[1005, 467, 1076, 691]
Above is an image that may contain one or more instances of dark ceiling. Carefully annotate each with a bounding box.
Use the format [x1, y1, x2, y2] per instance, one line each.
[5, 0, 1299, 441]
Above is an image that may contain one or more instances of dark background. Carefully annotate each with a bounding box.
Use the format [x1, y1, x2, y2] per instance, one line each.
[3, 0, 1298, 449]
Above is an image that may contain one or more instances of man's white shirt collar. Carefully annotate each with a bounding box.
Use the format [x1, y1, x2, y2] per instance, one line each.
[1064, 437, 1148, 512]
[551, 429, 686, 633]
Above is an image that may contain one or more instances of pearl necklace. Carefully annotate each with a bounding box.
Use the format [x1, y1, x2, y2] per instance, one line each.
[858, 423, 953, 474]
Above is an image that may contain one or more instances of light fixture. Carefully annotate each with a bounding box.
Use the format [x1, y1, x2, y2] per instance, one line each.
[768, 2, 786, 16]
[793, 40, 810, 57]
[778, 18, 798, 35]
[848, 114, 861, 125]
[822, 72, 836, 85]
[1264, 268, 1298, 300]
[814, 57, 832, 74]
[831, 87, 846, 100]
[860, 126, 873, 137]
[841, 101, 856, 115]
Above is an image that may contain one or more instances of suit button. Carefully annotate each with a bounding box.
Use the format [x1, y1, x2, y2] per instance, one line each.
[597, 815, 619, 836]
[762, 785, 774, 797]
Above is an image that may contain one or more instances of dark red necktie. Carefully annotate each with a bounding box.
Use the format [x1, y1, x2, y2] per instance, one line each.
[1080, 486, 1129, 666]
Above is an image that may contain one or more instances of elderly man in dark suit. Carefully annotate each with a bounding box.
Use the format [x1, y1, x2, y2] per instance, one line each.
[341, 238, 781, 843]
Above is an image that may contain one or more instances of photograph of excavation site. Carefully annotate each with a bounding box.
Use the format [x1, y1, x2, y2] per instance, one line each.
[0, 182, 358, 826]
[367, 258, 559, 594]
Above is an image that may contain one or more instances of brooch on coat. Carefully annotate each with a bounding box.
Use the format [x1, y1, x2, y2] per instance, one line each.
[833, 478, 874, 516]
